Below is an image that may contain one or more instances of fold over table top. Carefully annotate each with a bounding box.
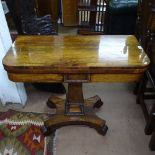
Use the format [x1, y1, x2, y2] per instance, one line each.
[3, 35, 150, 75]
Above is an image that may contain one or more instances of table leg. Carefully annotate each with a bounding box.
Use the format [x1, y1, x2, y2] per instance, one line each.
[43, 83, 108, 136]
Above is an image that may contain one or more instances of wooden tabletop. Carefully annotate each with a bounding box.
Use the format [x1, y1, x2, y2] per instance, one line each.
[3, 35, 150, 74]
[3, 35, 149, 73]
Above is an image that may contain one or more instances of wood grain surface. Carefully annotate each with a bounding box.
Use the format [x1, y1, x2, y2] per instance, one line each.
[3, 35, 150, 73]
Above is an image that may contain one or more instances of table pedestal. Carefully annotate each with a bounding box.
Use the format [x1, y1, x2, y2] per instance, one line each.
[42, 83, 108, 136]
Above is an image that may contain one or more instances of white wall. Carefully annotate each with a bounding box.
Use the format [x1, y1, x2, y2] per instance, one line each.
[0, 0, 27, 106]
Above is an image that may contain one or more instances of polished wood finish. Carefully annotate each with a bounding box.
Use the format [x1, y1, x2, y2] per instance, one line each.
[3, 35, 150, 136]
[62, 0, 78, 26]
[35, 0, 59, 21]
[136, 6, 155, 124]
[136, 0, 155, 48]
[7, 73, 64, 83]
[90, 74, 143, 82]
[7, 73, 142, 83]
[3, 35, 149, 75]
[136, 7, 155, 150]
[45, 94, 106, 136]
[45, 83, 106, 136]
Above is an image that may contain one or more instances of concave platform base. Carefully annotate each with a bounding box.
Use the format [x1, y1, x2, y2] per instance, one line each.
[42, 83, 108, 136]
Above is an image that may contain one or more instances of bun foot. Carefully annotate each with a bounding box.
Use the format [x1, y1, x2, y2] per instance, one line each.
[100, 125, 108, 136]
[46, 100, 56, 109]
[94, 99, 103, 108]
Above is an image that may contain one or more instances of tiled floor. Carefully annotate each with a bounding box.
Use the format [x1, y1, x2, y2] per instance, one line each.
[0, 83, 154, 155]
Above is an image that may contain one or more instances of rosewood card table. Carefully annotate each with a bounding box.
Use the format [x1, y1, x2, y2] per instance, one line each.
[3, 35, 150, 136]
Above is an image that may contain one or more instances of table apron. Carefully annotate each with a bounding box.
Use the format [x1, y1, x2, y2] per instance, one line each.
[7, 73, 143, 83]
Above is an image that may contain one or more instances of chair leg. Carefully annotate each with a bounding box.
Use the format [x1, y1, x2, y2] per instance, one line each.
[145, 116, 155, 135]
[137, 94, 149, 121]
[134, 82, 140, 95]
[145, 106, 155, 135]
[136, 74, 155, 134]
[136, 75, 148, 104]
[149, 131, 155, 151]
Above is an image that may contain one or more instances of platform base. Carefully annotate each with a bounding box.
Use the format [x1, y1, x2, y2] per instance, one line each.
[43, 95, 107, 136]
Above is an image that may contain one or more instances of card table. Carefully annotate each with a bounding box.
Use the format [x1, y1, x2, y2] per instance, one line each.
[3, 35, 150, 136]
